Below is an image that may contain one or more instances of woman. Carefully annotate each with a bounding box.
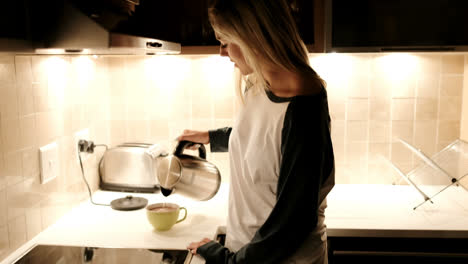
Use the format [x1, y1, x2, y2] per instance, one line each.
[179, 0, 335, 263]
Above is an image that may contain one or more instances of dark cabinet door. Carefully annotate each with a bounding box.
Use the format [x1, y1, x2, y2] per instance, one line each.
[0, 0, 32, 51]
[289, 0, 325, 52]
[327, 0, 468, 52]
[328, 236, 468, 264]
[181, 0, 325, 53]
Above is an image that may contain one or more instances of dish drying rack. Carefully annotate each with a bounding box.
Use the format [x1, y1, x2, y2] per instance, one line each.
[388, 139, 468, 210]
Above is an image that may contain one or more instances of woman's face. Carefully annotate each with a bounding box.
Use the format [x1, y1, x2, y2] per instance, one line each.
[219, 40, 253, 75]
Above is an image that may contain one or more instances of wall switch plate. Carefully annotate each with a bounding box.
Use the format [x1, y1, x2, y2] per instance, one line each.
[39, 142, 59, 184]
[74, 128, 90, 164]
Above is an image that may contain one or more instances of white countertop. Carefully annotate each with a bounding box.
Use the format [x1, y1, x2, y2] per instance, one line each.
[3, 183, 468, 264]
[326, 184, 468, 238]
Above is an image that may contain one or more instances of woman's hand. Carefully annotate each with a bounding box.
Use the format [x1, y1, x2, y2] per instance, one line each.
[187, 238, 212, 255]
[177, 130, 210, 144]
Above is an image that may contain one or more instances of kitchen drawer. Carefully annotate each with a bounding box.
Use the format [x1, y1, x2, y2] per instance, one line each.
[327, 236, 468, 264]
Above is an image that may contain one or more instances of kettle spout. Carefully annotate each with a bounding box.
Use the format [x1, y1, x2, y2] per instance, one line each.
[160, 187, 173, 197]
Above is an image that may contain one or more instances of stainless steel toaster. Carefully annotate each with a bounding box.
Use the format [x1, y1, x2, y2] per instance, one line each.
[99, 143, 160, 193]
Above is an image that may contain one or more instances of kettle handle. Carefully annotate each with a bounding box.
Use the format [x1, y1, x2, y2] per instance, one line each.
[174, 140, 207, 159]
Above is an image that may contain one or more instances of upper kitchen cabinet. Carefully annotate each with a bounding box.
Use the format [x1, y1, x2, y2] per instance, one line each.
[326, 0, 468, 52]
[289, 0, 325, 53]
[179, 0, 326, 54]
[0, 0, 33, 52]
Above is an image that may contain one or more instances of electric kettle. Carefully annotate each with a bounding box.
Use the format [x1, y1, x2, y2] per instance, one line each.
[156, 141, 221, 201]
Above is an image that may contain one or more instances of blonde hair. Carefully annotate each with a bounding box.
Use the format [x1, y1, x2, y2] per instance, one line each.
[208, 0, 324, 100]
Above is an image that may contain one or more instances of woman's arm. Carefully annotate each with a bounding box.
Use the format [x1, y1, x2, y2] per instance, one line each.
[177, 128, 231, 153]
[197, 96, 335, 263]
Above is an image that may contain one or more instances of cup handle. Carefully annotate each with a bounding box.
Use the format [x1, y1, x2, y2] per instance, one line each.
[176, 207, 187, 223]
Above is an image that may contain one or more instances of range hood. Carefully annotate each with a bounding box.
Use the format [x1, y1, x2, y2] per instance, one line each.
[32, 0, 180, 55]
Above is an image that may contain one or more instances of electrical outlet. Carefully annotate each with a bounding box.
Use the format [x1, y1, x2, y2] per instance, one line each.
[74, 129, 90, 164]
[39, 142, 59, 184]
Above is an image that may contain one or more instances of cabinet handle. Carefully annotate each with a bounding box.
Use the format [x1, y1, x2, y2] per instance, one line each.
[146, 42, 163, 48]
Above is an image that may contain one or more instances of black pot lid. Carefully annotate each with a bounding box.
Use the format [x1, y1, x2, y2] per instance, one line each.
[110, 195, 148, 211]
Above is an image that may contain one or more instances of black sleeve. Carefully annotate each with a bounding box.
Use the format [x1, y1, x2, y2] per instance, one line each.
[198, 96, 335, 263]
[208, 127, 232, 152]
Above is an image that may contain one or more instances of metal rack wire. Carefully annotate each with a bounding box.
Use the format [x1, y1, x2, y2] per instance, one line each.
[389, 139, 468, 210]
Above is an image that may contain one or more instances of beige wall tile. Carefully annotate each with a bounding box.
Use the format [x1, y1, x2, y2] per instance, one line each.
[415, 98, 438, 120]
[461, 55, 468, 141]
[369, 97, 391, 120]
[330, 120, 345, 144]
[4, 152, 23, 187]
[345, 142, 368, 165]
[0, 154, 6, 190]
[14, 56, 32, 84]
[391, 142, 413, 165]
[19, 115, 36, 149]
[0, 189, 6, 227]
[110, 120, 126, 146]
[0, 117, 22, 153]
[210, 153, 230, 182]
[0, 56, 16, 83]
[346, 121, 368, 142]
[368, 142, 391, 165]
[391, 121, 414, 143]
[192, 119, 213, 131]
[16, 82, 34, 117]
[7, 216, 26, 250]
[417, 75, 439, 98]
[328, 98, 346, 121]
[6, 182, 25, 221]
[40, 198, 67, 230]
[441, 54, 464, 74]
[370, 75, 392, 99]
[369, 121, 391, 143]
[414, 121, 437, 155]
[214, 98, 234, 119]
[347, 98, 369, 120]
[417, 54, 441, 75]
[438, 121, 460, 142]
[391, 78, 417, 98]
[348, 75, 370, 98]
[368, 163, 397, 184]
[0, 225, 9, 258]
[25, 204, 42, 240]
[391, 99, 415, 121]
[440, 75, 463, 96]
[168, 120, 191, 140]
[0, 82, 18, 118]
[332, 142, 345, 165]
[439, 96, 462, 121]
[30, 57, 48, 83]
[126, 120, 150, 143]
[343, 163, 369, 184]
[192, 100, 213, 119]
[22, 148, 40, 180]
[149, 119, 170, 142]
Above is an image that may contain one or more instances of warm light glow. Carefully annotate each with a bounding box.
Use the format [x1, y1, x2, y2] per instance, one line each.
[144, 56, 191, 94]
[309, 53, 353, 82]
[35, 48, 66, 54]
[376, 53, 418, 81]
[74, 56, 95, 84]
[45, 57, 68, 107]
[200, 56, 234, 88]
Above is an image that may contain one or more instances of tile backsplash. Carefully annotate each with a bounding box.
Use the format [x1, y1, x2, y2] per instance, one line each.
[0, 52, 467, 259]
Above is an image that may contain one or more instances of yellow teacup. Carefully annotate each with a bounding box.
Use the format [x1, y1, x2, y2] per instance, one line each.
[146, 203, 187, 231]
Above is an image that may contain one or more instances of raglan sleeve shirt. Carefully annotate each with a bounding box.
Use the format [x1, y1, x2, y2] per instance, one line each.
[209, 127, 232, 153]
[198, 94, 335, 264]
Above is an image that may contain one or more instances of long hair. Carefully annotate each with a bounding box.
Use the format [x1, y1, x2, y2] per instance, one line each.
[208, 0, 325, 99]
